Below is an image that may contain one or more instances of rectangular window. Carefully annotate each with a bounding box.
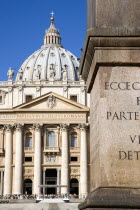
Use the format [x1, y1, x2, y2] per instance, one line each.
[25, 137, 32, 148]
[71, 157, 78, 162]
[0, 96, 2, 104]
[25, 157, 32, 162]
[70, 95, 77, 102]
[25, 95, 33, 103]
[47, 131, 56, 147]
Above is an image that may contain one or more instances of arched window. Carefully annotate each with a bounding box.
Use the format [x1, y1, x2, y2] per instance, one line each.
[25, 132, 32, 148]
[47, 131, 56, 147]
[70, 132, 77, 147]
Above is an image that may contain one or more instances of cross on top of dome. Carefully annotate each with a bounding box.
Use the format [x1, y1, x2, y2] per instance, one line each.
[50, 11, 55, 22]
[50, 11, 54, 17]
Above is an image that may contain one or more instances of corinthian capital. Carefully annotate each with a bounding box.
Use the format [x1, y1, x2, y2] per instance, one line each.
[4, 124, 13, 132]
[78, 123, 89, 130]
[14, 124, 24, 131]
[60, 124, 69, 131]
[33, 123, 43, 131]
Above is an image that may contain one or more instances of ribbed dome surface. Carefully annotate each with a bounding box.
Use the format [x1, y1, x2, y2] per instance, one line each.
[16, 45, 79, 82]
[16, 17, 80, 82]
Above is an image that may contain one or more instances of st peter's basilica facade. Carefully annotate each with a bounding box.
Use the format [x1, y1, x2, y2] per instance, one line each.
[0, 15, 90, 198]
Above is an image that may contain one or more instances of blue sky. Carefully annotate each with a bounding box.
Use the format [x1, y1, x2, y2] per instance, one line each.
[0, 0, 86, 81]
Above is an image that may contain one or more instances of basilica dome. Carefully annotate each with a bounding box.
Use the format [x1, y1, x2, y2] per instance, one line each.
[16, 17, 80, 82]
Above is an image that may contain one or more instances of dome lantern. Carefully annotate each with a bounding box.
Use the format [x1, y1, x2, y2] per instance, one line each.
[44, 12, 61, 46]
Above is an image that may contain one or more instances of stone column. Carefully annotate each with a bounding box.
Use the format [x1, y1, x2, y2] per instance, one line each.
[79, 124, 88, 198]
[0, 171, 3, 195]
[57, 168, 61, 194]
[14, 124, 23, 194]
[43, 169, 46, 195]
[34, 124, 42, 195]
[60, 124, 69, 194]
[4, 125, 13, 195]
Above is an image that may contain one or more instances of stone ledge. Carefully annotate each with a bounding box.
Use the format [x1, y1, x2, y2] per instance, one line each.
[80, 33, 140, 85]
[78, 188, 140, 210]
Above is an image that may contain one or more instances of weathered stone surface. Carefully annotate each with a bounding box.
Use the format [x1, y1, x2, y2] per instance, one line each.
[88, 0, 140, 29]
[79, 188, 140, 209]
[79, 0, 140, 209]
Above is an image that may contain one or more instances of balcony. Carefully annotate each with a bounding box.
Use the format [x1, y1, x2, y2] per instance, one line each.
[70, 147, 80, 152]
[44, 146, 60, 154]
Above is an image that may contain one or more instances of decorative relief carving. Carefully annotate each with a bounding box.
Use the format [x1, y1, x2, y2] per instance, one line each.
[47, 95, 56, 109]
[25, 169, 32, 174]
[46, 155, 56, 163]
[71, 169, 79, 174]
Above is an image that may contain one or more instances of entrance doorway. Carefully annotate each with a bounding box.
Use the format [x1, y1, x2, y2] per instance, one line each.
[45, 169, 57, 194]
[70, 178, 79, 195]
[23, 179, 32, 195]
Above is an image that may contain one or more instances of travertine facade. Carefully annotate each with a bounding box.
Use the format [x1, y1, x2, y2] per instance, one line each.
[0, 16, 90, 198]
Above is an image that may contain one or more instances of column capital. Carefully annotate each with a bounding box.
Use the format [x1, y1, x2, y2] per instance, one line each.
[33, 123, 43, 131]
[78, 123, 89, 130]
[60, 124, 69, 131]
[14, 124, 24, 131]
[4, 124, 13, 132]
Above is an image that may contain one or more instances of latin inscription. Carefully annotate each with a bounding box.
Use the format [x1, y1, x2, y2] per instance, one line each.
[105, 81, 140, 161]
[0, 113, 85, 120]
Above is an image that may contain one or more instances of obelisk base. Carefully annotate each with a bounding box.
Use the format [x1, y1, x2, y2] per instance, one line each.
[78, 188, 140, 210]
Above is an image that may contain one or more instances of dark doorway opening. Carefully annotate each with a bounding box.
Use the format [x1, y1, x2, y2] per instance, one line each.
[45, 169, 57, 194]
[23, 179, 32, 195]
[70, 178, 79, 195]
